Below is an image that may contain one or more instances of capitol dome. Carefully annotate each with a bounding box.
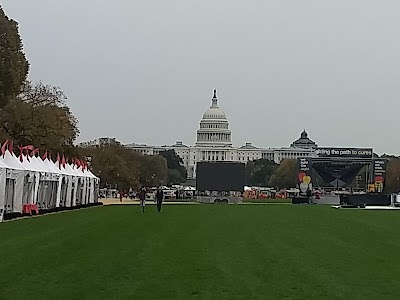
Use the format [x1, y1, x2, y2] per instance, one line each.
[202, 93, 227, 119]
[202, 108, 226, 120]
[196, 89, 232, 147]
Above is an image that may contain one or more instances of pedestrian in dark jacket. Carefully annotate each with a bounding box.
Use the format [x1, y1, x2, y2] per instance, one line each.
[138, 188, 146, 213]
[155, 187, 164, 212]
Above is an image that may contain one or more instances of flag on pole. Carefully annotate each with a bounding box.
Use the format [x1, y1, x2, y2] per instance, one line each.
[31, 148, 39, 157]
[1, 140, 9, 157]
[42, 151, 48, 160]
[57, 153, 61, 169]
[22, 145, 34, 156]
[18, 145, 23, 162]
[62, 155, 66, 168]
[25, 145, 34, 153]
[9, 141, 13, 155]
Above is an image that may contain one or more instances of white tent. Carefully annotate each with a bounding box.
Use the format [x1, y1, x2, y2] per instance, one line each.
[0, 151, 29, 214]
[19, 155, 43, 207]
[0, 149, 100, 222]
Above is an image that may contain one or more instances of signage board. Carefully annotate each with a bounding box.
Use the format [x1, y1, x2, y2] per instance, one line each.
[297, 157, 313, 196]
[315, 148, 373, 159]
[370, 159, 388, 193]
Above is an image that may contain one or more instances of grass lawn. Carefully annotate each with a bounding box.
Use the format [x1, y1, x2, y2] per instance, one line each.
[1, 205, 400, 299]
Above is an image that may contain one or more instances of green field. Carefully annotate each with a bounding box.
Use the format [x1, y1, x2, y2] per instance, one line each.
[1, 205, 400, 299]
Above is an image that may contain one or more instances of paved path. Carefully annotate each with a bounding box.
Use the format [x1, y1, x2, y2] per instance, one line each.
[101, 198, 196, 205]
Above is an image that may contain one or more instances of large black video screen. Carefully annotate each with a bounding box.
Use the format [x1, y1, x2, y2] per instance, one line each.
[196, 162, 245, 192]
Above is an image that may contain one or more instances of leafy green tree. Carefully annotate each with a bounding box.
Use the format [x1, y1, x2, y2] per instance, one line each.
[0, 8, 76, 150]
[0, 82, 79, 151]
[269, 159, 297, 189]
[167, 169, 185, 185]
[80, 145, 139, 189]
[139, 155, 168, 187]
[383, 157, 400, 193]
[160, 149, 187, 184]
[245, 159, 278, 186]
[79, 144, 168, 190]
[0, 6, 29, 107]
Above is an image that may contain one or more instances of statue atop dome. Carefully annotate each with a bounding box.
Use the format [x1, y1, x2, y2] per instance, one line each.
[211, 89, 218, 107]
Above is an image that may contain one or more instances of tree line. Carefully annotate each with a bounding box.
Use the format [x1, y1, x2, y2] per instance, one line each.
[245, 159, 296, 189]
[79, 146, 187, 191]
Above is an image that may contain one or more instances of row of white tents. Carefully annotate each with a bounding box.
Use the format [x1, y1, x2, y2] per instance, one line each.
[0, 150, 99, 222]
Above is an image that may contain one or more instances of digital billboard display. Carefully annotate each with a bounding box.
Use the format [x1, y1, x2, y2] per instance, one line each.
[196, 162, 245, 192]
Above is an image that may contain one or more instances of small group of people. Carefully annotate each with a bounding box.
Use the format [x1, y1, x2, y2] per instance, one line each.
[137, 187, 164, 213]
[119, 191, 136, 202]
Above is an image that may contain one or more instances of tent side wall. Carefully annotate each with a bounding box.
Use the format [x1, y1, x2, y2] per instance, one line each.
[32, 173, 40, 205]
[65, 176, 73, 207]
[13, 170, 29, 213]
[0, 167, 6, 222]
[56, 175, 63, 207]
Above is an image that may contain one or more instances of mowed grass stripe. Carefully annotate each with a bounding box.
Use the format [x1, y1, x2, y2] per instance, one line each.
[1, 205, 400, 299]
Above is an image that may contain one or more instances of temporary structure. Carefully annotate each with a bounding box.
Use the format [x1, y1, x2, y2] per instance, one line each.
[1, 151, 29, 215]
[0, 146, 100, 222]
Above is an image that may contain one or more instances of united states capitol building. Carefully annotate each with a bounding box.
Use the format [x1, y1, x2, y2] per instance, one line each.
[122, 90, 318, 179]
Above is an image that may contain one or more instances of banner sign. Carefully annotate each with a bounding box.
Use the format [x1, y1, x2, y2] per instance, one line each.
[297, 157, 313, 196]
[370, 159, 388, 193]
[316, 148, 373, 159]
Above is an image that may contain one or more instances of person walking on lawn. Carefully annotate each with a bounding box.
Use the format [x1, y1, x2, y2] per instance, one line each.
[155, 187, 164, 212]
[138, 187, 146, 213]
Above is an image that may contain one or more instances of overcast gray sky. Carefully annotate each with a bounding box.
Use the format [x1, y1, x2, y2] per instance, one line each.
[2, 0, 400, 155]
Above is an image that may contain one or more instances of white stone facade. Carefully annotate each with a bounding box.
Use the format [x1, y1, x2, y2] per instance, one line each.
[124, 90, 317, 179]
[78, 137, 120, 148]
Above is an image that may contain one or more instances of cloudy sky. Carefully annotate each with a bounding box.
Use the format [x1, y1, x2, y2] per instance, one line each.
[2, 0, 400, 155]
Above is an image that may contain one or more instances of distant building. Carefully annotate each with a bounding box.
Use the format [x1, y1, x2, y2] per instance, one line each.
[261, 147, 316, 163]
[78, 137, 120, 148]
[125, 142, 170, 156]
[122, 90, 317, 178]
[290, 129, 317, 149]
